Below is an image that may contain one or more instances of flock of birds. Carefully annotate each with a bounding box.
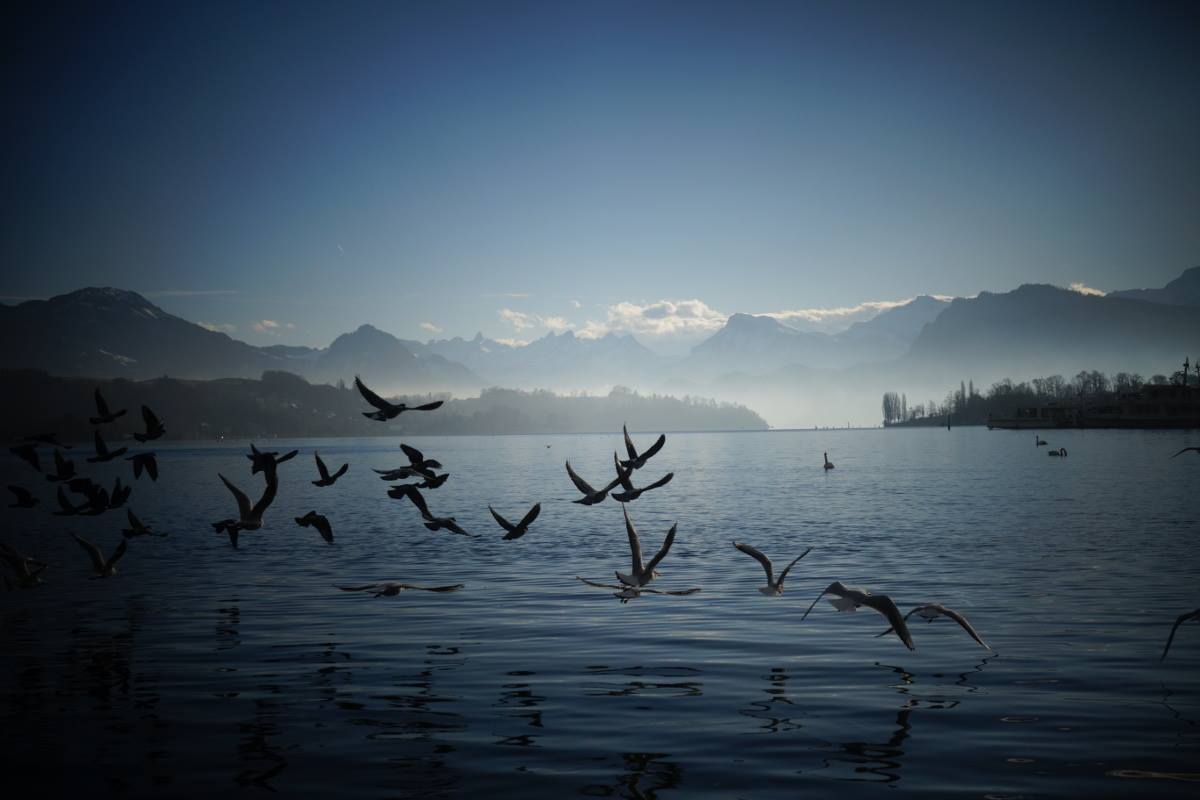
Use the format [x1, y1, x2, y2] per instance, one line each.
[3, 377, 1199, 660]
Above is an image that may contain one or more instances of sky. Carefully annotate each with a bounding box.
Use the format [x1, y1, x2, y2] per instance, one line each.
[3, 1, 1198, 353]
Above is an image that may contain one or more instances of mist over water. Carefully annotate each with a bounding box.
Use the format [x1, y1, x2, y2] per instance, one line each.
[2, 428, 1198, 797]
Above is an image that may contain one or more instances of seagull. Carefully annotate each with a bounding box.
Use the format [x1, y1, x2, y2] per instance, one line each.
[53, 486, 80, 516]
[400, 442, 443, 473]
[311, 452, 349, 487]
[1048, 448, 1067, 457]
[211, 471, 279, 547]
[87, 430, 128, 463]
[122, 510, 166, 538]
[489, 503, 541, 540]
[335, 582, 464, 597]
[615, 504, 676, 588]
[565, 460, 628, 505]
[800, 581, 915, 650]
[71, 533, 128, 578]
[89, 387, 127, 424]
[355, 376, 444, 421]
[7, 485, 38, 509]
[576, 576, 701, 603]
[134, 405, 166, 442]
[127, 452, 159, 481]
[417, 473, 449, 489]
[610, 452, 673, 503]
[619, 424, 666, 471]
[0, 543, 47, 588]
[1161, 609, 1200, 660]
[10, 443, 42, 472]
[77, 484, 111, 515]
[295, 511, 334, 544]
[45, 449, 76, 482]
[108, 477, 132, 508]
[374, 465, 435, 481]
[823, 452, 835, 470]
[392, 484, 474, 537]
[24, 432, 69, 448]
[1170, 446, 1200, 458]
[731, 541, 812, 596]
[875, 603, 990, 649]
[247, 443, 298, 475]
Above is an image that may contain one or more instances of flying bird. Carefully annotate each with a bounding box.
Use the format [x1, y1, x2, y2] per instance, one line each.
[335, 582, 464, 597]
[565, 460, 628, 505]
[89, 387, 127, 424]
[71, 533, 129, 578]
[122, 510, 166, 538]
[211, 471, 279, 547]
[24, 432, 69, 448]
[53, 486, 80, 516]
[823, 452, 835, 470]
[375, 465, 435, 481]
[127, 452, 158, 481]
[0, 542, 48, 588]
[1161, 609, 1200, 660]
[619, 425, 666, 471]
[400, 442, 443, 473]
[731, 541, 812, 596]
[616, 504, 676, 588]
[134, 405, 166, 442]
[489, 503, 541, 540]
[311, 452, 349, 487]
[1170, 446, 1200, 458]
[800, 581, 914, 650]
[108, 477, 132, 508]
[610, 452, 673, 503]
[295, 511, 334, 544]
[876, 603, 991, 649]
[392, 484, 474, 537]
[7, 485, 38, 509]
[576, 576, 701, 604]
[355, 376, 444, 421]
[417, 473, 449, 489]
[45, 449, 76, 482]
[87, 430, 128, 463]
[247, 443, 298, 475]
[77, 484, 111, 515]
[10, 443, 42, 472]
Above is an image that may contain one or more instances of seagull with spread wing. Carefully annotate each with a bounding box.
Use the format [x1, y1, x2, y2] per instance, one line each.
[619, 424, 666, 471]
[295, 510, 334, 543]
[312, 452, 349, 487]
[355, 376, 444, 421]
[72, 534, 128, 578]
[800, 581, 915, 650]
[7, 485, 38, 509]
[565, 459, 628, 505]
[732, 541, 812, 596]
[875, 602, 990, 649]
[134, 404, 166, 442]
[489, 503, 541, 540]
[335, 582, 464, 597]
[211, 471, 280, 547]
[89, 387, 127, 424]
[122, 510, 166, 538]
[610, 451, 673, 503]
[87, 430, 127, 463]
[615, 505, 676, 588]
[392, 484, 474, 537]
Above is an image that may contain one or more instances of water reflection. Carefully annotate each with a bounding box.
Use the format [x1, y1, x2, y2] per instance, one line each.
[493, 669, 545, 747]
[583, 665, 704, 698]
[579, 751, 684, 799]
[740, 666, 803, 733]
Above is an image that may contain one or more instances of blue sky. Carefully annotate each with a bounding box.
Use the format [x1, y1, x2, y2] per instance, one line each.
[3, 1, 1198, 352]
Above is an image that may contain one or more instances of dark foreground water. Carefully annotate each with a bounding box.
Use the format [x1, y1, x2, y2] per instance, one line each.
[2, 428, 1198, 798]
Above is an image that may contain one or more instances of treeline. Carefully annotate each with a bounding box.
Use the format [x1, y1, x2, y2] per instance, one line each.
[882, 366, 1196, 427]
[0, 369, 767, 442]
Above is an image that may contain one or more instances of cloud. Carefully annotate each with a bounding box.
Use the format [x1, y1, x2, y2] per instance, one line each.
[594, 299, 729, 338]
[253, 319, 281, 332]
[762, 299, 911, 329]
[570, 299, 582, 309]
[146, 289, 239, 298]
[1068, 282, 1106, 296]
[494, 337, 531, 347]
[541, 315, 572, 333]
[199, 321, 237, 334]
[499, 308, 537, 331]
[419, 321, 444, 334]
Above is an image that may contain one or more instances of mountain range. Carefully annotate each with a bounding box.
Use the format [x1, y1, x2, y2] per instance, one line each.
[2, 266, 1196, 426]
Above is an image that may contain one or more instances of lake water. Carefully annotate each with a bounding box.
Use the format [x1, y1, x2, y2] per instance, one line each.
[2, 427, 1198, 798]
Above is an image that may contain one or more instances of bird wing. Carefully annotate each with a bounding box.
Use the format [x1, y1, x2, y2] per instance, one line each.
[489, 505, 515, 532]
[1170, 446, 1200, 458]
[800, 588, 829, 621]
[776, 547, 812, 586]
[250, 472, 279, 519]
[127, 510, 142, 530]
[313, 515, 333, 543]
[863, 594, 916, 650]
[218, 473, 253, 519]
[335, 584, 379, 592]
[8, 485, 30, 503]
[1161, 610, 1197, 660]
[54, 448, 69, 475]
[565, 461, 597, 495]
[145, 455, 158, 481]
[331, 463, 348, 480]
[577, 576, 626, 591]
[105, 538, 129, 570]
[277, 449, 298, 464]
[643, 586, 703, 596]
[613, 452, 634, 491]
[640, 434, 666, 463]
[517, 502, 541, 529]
[314, 452, 330, 480]
[642, 523, 677, 577]
[623, 424, 639, 461]
[623, 504, 644, 574]
[95, 388, 110, 416]
[72, 534, 106, 573]
[400, 443, 425, 465]
[441, 519, 473, 537]
[601, 461, 634, 494]
[142, 405, 160, 428]
[401, 485, 433, 519]
[354, 376, 392, 411]
[937, 605, 991, 649]
[414, 400, 444, 411]
[643, 472, 673, 492]
[733, 541, 774, 584]
[93, 430, 108, 457]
